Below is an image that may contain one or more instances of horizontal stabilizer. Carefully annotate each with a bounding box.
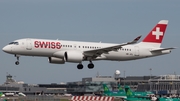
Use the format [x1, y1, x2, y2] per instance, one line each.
[150, 47, 176, 52]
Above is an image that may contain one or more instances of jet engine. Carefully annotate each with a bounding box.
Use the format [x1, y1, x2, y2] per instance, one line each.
[64, 51, 84, 63]
[52, 50, 84, 63]
[48, 57, 65, 64]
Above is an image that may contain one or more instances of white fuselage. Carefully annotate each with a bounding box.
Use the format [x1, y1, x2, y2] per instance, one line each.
[3, 38, 170, 61]
[2, 20, 174, 69]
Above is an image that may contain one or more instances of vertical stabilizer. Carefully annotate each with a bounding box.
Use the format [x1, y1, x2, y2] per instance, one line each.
[140, 20, 168, 47]
[125, 86, 134, 97]
[118, 84, 124, 92]
[103, 84, 110, 93]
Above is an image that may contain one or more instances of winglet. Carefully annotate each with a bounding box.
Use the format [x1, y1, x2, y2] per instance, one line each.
[128, 35, 142, 44]
[133, 35, 142, 43]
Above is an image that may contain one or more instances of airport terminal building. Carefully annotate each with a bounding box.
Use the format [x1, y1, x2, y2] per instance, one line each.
[1, 74, 180, 95]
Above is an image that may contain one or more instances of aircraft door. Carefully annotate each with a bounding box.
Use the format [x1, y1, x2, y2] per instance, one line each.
[134, 46, 139, 56]
[26, 39, 32, 50]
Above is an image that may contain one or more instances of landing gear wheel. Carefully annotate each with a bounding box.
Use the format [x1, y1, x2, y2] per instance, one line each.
[77, 64, 83, 69]
[15, 61, 19, 65]
[88, 63, 94, 69]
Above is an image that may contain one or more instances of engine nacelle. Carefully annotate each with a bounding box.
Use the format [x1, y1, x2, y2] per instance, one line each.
[48, 57, 65, 64]
[53, 51, 66, 58]
[64, 51, 84, 63]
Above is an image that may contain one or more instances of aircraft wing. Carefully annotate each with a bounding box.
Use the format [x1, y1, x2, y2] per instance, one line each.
[84, 35, 141, 57]
[150, 47, 176, 52]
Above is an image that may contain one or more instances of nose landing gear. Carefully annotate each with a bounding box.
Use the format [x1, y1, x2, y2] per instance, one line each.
[15, 55, 20, 65]
[15, 61, 19, 65]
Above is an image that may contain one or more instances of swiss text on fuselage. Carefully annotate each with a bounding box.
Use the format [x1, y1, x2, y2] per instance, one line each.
[34, 41, 61, 49]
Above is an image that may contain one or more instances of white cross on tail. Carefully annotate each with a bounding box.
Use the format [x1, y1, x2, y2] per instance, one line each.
[152, 27, 163, 40]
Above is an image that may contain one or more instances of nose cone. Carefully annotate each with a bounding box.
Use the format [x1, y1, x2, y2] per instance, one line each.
[2, 46, 11, 53]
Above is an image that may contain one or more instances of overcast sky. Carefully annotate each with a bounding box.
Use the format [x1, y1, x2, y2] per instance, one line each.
[0, 0, 180, 84]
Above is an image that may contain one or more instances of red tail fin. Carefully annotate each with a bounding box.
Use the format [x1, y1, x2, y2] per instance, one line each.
[142, 20, 168, 43]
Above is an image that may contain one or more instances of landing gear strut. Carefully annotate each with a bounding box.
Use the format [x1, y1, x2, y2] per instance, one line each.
[77, 60, 95, 69]
[15, 55, 20, 65]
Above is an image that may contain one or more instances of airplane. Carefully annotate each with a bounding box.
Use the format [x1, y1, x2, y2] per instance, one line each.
[0, 92, 5, 97]
[18, 92, 26, 97]
[103, 84, 153, 98]
[63, 93, 72, 97]
[4, 92, 15, 96]
[102, 84, 126, 98]
[2, 20, 176, 69]
[124, 86, 153, 101]
[124, 85, 154, 97]
[124, 86, 180, 101]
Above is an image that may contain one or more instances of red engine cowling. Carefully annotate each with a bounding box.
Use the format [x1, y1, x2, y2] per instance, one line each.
[48, 57, 65, 64]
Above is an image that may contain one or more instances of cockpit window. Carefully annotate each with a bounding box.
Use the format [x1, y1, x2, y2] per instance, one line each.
[14, 42, 19, 45]
[9, 42, 19, 45]
[9, 42, 14, 45]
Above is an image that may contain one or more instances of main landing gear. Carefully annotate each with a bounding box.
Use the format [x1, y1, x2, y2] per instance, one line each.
[77, 63, 83, 69]
[15, 55, 20, 65]
[87, 60, 94, 69]
[77, 61, 94, 69]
